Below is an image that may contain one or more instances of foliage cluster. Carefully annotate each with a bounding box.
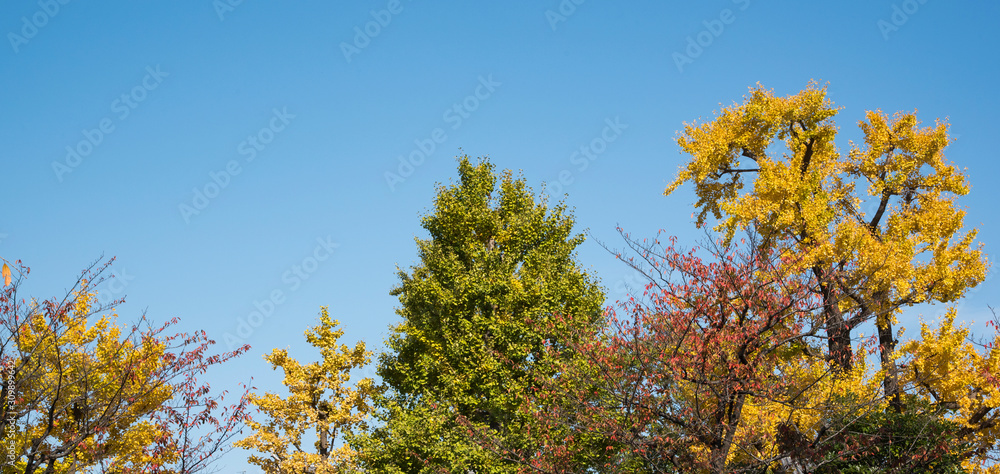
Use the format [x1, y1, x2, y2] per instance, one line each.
[4, 82, 996, 473]
[241, 83, 997, 472]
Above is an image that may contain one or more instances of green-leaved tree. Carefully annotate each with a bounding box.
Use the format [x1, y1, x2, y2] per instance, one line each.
[354, 156, 606, 473]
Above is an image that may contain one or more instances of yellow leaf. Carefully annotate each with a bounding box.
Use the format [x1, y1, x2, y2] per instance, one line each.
[2, 262, 10, 286]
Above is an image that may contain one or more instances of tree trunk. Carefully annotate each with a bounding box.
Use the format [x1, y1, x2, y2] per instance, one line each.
[877, 313, 903, 412]
[816, 268, 853, 372]
[711, 394, 746, 473]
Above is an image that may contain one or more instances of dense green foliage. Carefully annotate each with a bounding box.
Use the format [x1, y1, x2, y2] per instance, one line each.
[352, 157, 606, 472]
[797, 397, 969, 473]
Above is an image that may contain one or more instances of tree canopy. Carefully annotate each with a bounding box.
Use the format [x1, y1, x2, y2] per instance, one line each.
[354, 156, 606, 472]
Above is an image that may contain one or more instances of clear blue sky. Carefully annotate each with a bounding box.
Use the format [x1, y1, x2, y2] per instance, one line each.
[2, 1, 998, 471]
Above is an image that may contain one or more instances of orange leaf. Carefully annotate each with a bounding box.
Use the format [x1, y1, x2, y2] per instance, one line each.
[2, 263, 10, 287]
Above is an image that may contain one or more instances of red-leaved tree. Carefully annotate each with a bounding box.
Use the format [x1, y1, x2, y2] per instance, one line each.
[472, 229, 841, 473]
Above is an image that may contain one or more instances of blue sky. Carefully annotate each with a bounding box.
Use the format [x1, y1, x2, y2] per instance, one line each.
[2, 1, 998, 471]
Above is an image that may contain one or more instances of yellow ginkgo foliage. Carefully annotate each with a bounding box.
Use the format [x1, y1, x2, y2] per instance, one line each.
[4, 276, 172, 472]
[2, 258, 252, 474]
[902, 308, 1000, 472]
[237, 307, 380, 474]
[665, 81, 987, 410]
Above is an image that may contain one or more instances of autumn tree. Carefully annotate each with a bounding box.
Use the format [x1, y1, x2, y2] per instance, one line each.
[662, 82, 993, 469]
[119, 329, 253, 474]
[0, 257, 250, 474]
[893, 307, 1000, 470]
[496, 226, 981, 473]
[495, 229, 819, 472]
[353, 156, 606, 472]
[665, 82, 986, 407]
[236, 307, 378, 473]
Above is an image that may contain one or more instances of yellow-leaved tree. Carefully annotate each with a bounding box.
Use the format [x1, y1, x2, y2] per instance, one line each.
[0, 257, 251, 474]
[664, 81, 993, 470]
[236, 307, 379, 473]
[901, 307, 1000, 471]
